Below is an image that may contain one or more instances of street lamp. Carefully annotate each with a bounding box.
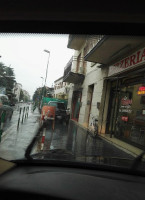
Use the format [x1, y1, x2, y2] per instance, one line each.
[44, 49, 50, 86]
[39, 50, 50, 112]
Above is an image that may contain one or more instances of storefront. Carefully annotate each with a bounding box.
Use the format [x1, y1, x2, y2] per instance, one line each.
[107, 47, 145, 149]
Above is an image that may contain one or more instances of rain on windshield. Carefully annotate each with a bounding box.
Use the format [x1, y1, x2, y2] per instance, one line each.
[0, 34, 145, 169]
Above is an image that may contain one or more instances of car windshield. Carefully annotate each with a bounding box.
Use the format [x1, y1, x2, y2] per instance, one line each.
[0, 33, 145, 171]
[48, 102, 57, 107]
[57, 103, 65, 109]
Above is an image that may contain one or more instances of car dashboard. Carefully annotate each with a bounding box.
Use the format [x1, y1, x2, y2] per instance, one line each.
[0, 160, 145, 200]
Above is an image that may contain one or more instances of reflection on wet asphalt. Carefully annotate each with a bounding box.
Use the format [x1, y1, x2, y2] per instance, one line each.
[44, 122, 68, 150]
[32, 120, 134, 167]
[0, 105, 40, 160]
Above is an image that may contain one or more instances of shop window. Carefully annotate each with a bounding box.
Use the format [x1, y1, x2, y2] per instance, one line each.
[115, 83, 145, 147]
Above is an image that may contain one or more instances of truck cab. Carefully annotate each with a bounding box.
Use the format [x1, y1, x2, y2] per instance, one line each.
[48, 101, 68, 122]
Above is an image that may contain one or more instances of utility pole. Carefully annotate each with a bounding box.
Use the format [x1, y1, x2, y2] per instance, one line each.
[44, 50, 50, 86]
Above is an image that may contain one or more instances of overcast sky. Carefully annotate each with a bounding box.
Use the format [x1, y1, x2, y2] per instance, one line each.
[0, 33, 74, 98]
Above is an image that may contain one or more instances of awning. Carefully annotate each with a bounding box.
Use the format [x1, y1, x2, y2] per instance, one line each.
[63, 72, 85, 84]
[84, 36, 145, 65]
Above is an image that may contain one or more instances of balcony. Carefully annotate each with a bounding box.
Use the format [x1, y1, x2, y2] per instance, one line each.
[84, 36, 145, 67]
[63, 57, 85, 84]
[67, 35, 87, 50]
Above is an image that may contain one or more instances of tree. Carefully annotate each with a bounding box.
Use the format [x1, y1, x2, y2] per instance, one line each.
[24, 95, 29, 102]
[19, 89, 24, 101]
[32, 86, 53, 102]
[0, 62, 16, 93]
[33, 88, 41, 102]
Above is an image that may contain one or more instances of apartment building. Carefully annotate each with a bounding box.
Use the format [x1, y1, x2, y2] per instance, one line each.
[54, 76, 69, 100]
[13, 82, 22, 102]
[64, 35, 145, 150]
[63, 35, 108, 131]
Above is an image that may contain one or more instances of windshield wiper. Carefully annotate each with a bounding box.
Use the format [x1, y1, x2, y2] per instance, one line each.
[130, 151, 145, 171]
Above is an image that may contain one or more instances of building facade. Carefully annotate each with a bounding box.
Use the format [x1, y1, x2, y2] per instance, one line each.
[45, 86, 54, 98]
[54, 76, 70, 100]
[13, 82, 22, 102]
[85, 35, 145, 149]
[63, 35, 145, 150]
[23, 89, 30, 102]
[64, 35, 107, 130]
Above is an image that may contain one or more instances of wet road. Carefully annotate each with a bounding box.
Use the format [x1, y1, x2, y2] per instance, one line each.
[0, 105, 135, 168]
[32, 120, 134, 167]
[0, 104, 40, 160]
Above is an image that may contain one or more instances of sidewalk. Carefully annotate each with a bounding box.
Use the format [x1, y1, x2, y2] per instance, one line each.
[0, 107, 40, 161]
[81, 121, 144, 158]
[100, 134, 143, 158]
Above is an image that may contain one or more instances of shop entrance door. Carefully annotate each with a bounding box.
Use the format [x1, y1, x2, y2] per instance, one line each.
[107, 88, 118, 135]
[71, 91, 82, 122]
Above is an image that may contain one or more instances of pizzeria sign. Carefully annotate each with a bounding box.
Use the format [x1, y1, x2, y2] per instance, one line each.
[108, 47, 145, 76]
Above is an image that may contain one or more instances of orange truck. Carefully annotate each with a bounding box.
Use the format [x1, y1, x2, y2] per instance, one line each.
[41, 105, 56, 129]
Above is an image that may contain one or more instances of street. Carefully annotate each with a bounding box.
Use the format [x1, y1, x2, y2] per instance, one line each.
[31, 118, 134, 167]
[0, 104, 40, 160]
[0, 104, 134, 168]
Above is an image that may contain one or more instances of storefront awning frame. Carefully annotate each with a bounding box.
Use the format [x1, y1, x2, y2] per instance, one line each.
[84, 36, 145, 67]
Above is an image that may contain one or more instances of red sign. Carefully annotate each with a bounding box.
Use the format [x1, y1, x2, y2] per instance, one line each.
[138, 86, 145, 91]
[121, 116, 128, 122]
[137, 86, 145, 95]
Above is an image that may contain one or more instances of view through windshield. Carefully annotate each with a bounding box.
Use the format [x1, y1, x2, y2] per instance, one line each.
[0, 34, 145, 170]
